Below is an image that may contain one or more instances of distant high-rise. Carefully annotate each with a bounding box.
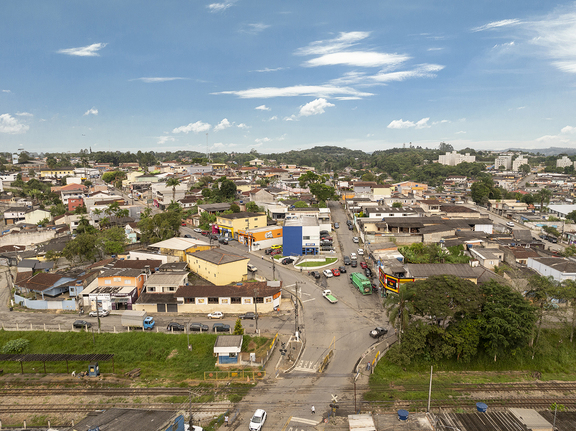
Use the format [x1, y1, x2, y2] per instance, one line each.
[438, 151, 476, 166]
[512, 155, 529, 172]
[557, 156, 573, 168]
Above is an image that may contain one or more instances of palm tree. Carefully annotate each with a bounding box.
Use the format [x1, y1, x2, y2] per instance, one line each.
[383, 284, 415, 344]
[535, 188, 552, 214]
[166, 178, 180, 203]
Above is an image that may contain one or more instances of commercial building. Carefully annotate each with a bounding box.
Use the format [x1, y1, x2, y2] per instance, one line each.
[283, 217, 320, 256]
[438, 151, 476, 166]
[215, 212, 266, 239]
[237, 225, 283, 251]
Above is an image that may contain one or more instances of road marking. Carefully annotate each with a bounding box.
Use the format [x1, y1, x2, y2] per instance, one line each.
[291, 417, 319, 426]
[301, 298, 316, 303]
[280, 417, 292, 431]
[292, 360, 318, 373]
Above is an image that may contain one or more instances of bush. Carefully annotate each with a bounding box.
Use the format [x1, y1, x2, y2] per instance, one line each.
[2, 338, 30, 354]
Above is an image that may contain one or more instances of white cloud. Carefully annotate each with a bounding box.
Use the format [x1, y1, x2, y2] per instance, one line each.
[237, 123, 249, 129]
[215, 84, 373, 99]
[455, 131, 467, 135]
[432, 119, 450, 125]
[207, 0, 236, 12]
[84, 107, 98, 116]
[16, 112, 33, 117]
[0, 113, 29, 134]
[472, 19, 521, 32]
[214, 118, 232, 132]
[298, 98, 335, 117]
[295, 31, 371, 56]
[1, 90, 10, 93]
[131, 77, 186, 83]
[335, 96, 362, 100]
[269, 116, 278, 121]
[213, 142, 238, 149]
[255, 137, 271, 143]
[372, 64, 444, 82]
[304, 51, 410, 68]
[255, 105, 271, 111]
[427, 47, 443, 51]
[172, 121, 211, 134]
[387, 117, 431, 129]
[158, 136, 176, 144]
[387, 119, 415, 129]
[243, 23, 270, 34]
[57, 42, 107, 57]
[561, 125, 576, 134]
[254, 67, 284, 73]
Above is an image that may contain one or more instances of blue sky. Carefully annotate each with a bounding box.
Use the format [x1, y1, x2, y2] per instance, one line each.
[2, 1, 576, 155]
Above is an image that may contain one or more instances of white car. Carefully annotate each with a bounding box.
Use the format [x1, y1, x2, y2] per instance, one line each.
[506, 221, 514, 227]
[88, 309, 110, 317]
[357, 248, 364, 255]
[350, 253, 357, 260]
[249, 409, 267, 431]
[207, 311, 224, 319]
[194, 228, 203, 233]
[352, 236, 359, 243]
[323, 269, 333, 278]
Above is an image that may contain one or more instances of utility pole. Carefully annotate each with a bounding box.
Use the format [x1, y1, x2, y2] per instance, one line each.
[271, 256, 276, 280]
[189, 389, 194, 428]
[254, 288, 259, 333]
[294, 282, 299, 335]
[427, 365, 433, 412]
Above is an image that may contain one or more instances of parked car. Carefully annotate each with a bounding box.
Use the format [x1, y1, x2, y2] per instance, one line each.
[210, 234, 218, 240]
[370, 327, 389, 338]
[351, 260, 357, 268]
[249, 409, 267, 431]
[282, 257, 294, 265]
[73, 320, 92, 329]
[321, 235, 333, 241]
[271, 249, 282, 256]
[213, 323, 231, 333]
[360, 262, 368, 269]
[331, 268, 341, 276]
[88, 309, 110, 317]
[271, 244, 282, 249]
[365, 268, 372, 278]
[218, 237, 228, 245]
[181, 221, 187, 226]
[320, 230, 329, 236]
[310, 271, 321, 279]
[334, 222, 339, 229]
[201, 231, 210, 236]
[240, 312, 259, 320]
[357, 248, 364, 255]
[194, 228, 203, 233]
[346, 220, 352, 226]
[167, 322, 185, 331]
[343, 256, 351, 265]
[184, 234, 192, 238]
[323, 269, 333, 278]
[338, 266, 347, 273]
[207, 311, 224, 319]
[348, 224, 354, 230]
[352, 237, 359, 243]
[265, 248, 273, 255]
[189, 322, 209, 332]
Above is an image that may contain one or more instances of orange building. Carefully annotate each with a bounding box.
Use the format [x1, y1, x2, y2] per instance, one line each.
[238, 226, 283, 251]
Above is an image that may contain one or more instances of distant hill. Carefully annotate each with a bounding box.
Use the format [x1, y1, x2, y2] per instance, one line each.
[507, 147, 576, 156]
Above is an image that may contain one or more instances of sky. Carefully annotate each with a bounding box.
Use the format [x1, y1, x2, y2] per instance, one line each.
[2, 1, 576, 155]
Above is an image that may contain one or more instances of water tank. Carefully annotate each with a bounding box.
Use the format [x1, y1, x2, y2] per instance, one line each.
[398, 410, 409, 421]
[476, 402, 488, 413]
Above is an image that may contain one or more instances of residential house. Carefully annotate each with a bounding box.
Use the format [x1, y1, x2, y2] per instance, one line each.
[186, 248, 250, 285]
[197, 203, 231, 215]
[39, 167, 75, 179]
[86, 268, 147, 310]
[4, 207, 27, 225]
[149, 238, 213, 262]
[143, 271, 188, 293]
[24, 209, 51, 225]
[527, 257, 576, 282]
[16, 272, 76, 298]
[470, 248, 503, 271]
[405, 263, 480, 284]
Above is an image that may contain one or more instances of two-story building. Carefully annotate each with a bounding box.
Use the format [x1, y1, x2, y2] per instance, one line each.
[40, 167, 75, 179]
[215, 212, 266, 239]
[3, 207, 27, 225]
[85, 268, 147, 311]
[186, 248, 250, 285]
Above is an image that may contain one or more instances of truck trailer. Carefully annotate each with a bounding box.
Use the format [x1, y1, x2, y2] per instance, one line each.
[322, 289, 338, 304]
[121, 310, 156, 330]
[351, 273, 372, 295]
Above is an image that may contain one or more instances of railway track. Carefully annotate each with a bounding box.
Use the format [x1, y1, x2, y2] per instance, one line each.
[0, 387, 193, 397]
[396, 382, 576, 393]
[0, 402, 232, 414]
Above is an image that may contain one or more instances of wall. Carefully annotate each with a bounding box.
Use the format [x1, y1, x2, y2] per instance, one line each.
[283, 225, 302, 256]
[186, 256, 249, 285]
[0, 229, 59, 247]
[14, 294, 76, 310]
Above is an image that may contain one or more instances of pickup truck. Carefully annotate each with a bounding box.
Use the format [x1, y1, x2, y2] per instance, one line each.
[247, 263, 257, 272]
[322, 290, 338, 304]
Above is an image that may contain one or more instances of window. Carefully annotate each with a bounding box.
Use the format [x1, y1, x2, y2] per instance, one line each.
[124, 280, 132, 284]
[114, 277, 121, 282]
[168, 286, 175, 291]
[208, 297, 219, 304]
[303, 236, 310, 240]
[255, 297, 264, 304]
[105, 280, 111, 285]
[184, 298, 195, 304]
[231, 297, 241, 304]
[148, 287, 156, 292]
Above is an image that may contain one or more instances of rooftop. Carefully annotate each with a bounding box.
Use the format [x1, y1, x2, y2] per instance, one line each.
[189, 248, 249, 265]
[406, 263, 479, 279]
[150, 237, 210, 250]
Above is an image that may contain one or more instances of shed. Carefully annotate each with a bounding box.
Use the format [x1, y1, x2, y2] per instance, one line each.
[214, 335, 243, 365]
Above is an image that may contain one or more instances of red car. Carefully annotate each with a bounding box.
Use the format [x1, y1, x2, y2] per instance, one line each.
[360, 262, 368, 269]
[271, 249, 282, 256]
[181, 222, 187, 226]
[331, 268, 341, 276]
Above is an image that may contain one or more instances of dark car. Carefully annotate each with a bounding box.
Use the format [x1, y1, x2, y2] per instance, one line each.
[346, 220, 352, 226]
[282, 257, 294, 265]
[210, 234, 218, 240]
[320, 230, 329, 236]
[219, 237, 229, 245]
[351, 260, 357, 268]
[184, 234, 192, 238]
[240, 312, 259, 320]
[189, 322, 209, 332]
[334, 222, 339, 229]
[320, 241, 332, 246]
[370, 327, 389, 338]
[167, 322, 185, 331]
[265, 248, 273, 255]
[213, 323, 231, 333]
[348, 225, 354, 230]
[343, 256, 351, 265]
[365, 268, 372, 278]
[321, 236, 333, 241]
[73, 320, 92, 329]
[310, 271, 321, 279]
[339, 266, 347, 273]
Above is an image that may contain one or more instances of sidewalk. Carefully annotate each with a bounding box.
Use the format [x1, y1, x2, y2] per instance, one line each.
[354, 333, 398, 391]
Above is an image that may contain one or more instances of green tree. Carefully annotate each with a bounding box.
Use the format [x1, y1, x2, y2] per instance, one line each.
[50, 203, 67, 217]
[526, 275, 558, 354]
[392, 202, 403, 208]
[233, 319, 245, 335]
[245, 201, 262, 212]
[230, 204, 240, 213]
[383, 284, 415, 345]
[520, 164, 531, 174]
[293, 200, 308, 208]
[535, 188, 552, 213]
[218, 178, 237, 200]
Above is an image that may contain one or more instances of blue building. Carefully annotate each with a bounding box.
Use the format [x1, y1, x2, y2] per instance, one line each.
[283, 218, 320, 256]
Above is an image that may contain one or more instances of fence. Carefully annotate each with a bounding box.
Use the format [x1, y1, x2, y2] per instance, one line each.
[14, 294, 76, 311]
[203, 370, 265, 380]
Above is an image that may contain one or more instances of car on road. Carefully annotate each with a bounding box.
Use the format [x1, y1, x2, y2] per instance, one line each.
[331, 268, 341, 276]
[281, 257, 294, 265]
[73, 320, 92, 329]
[334, 222, 339, 229]
[167, 322, 185, 331]
[350, 252, 357, 260]
[352, 237, 359, 243]
[264, 248, 273, 255]
[128, 194, 133, 199]
[212, 323, 231, 333]
[194, 228, 203, 233]
[88, 309, 110, 317]
[360, 262, 368, 269]
[271, 244, 282, 249]
[323, 269, 333, 278]
[365, 268, 372, 278]
[310, 271, 321, 279]
[184, 234, 192, 238]
[320, 230, 330, 236]
[181, 221, 187, 226]
[189, 322, 209, 332]
[506, 221, 515, 227]
[343, 256, 351, 265]
[357, 248, 364, 255]
[207, 311, 224, 319]
[351, 260, 357, 268]
[201, 231, 210, 236]
[370, 327, 389, 338]
[338, 266, 347, 273]
[346, 220, 352, 226]
[348, 224, 354, 230]
[240, 312, 259, 320]
[247, 263, 258, 272]
[249, 409, 267, 431]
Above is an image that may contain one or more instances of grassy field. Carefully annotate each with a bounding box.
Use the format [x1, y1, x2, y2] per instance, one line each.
[295, 258, 338, 267]
[0, 330, 271, 384]
[366, 328, 576, 404]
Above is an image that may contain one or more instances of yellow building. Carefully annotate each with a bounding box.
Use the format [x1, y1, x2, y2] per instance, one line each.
[40, 167, 75, 179]
[186, 248, 250, 285]
[216, 212, 266, 239]
[150, 238, 214, 262]
[122, 170, 145, 187]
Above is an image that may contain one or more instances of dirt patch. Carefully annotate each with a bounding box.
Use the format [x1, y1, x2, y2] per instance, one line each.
[167, 349, 178, 360]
